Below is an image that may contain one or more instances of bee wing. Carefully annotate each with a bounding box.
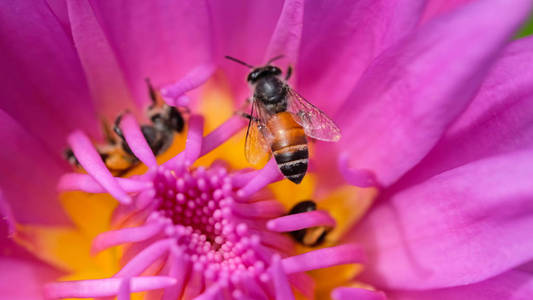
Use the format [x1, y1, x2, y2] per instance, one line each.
[244, 100, 272, 165]
[286, 88, 341, 142]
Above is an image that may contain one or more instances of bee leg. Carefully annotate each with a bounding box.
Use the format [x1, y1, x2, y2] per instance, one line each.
[285, 65, 293, 80]
[234, 98, 255, 118]
[113, 114, 125, 140]
[64, 148, 80, 167]
[236, 111, 260, 122]
[112, 114, 135, 155]
[145, 78, 158, 104]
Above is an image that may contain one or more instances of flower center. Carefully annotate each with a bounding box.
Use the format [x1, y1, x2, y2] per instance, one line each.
[150, 164, 268, 281]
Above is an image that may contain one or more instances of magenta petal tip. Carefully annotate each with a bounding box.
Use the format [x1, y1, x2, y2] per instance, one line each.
[338, 152, 378, 188]
[331, 287, 387, 300]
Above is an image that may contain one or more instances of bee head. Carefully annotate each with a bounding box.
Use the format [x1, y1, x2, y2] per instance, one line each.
[246, 66, 282, 84]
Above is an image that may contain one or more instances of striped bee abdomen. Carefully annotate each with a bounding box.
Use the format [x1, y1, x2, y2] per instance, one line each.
[267, 112, 309, 184]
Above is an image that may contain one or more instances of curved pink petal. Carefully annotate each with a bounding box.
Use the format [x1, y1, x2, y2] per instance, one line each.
[347, 150, 533, 289]
[335, 0, 533, 187]
[66, 0, 137, 117]
[332, 287, 387, 300]
[263, 0, 303, 71]
[119, 114, 158, 169]
[419, 0, 474, 24]
[212, 0, 284, 100]
[0, 257, 61, 300]
[76, 0, 214, 110]
[388, 267, 533, 300]
[297, 0, 426, 114]
[0, 1, 99, 152]
[395, 36, 533, 187]
[0, 111, 69, 225]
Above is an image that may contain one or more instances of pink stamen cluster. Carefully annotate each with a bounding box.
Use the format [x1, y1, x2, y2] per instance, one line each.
[45, 81, 370, 299]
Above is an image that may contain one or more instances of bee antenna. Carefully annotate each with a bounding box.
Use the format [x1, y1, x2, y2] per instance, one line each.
[145, 77, 157, 104]
[225, 56, 254, 68]
[267, 55, 284, 65]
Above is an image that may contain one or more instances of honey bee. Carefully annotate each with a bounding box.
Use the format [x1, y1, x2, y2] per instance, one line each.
[226, 55, 341, 184]
[65, 79, 185, 176]
[288, 200, 331, 247]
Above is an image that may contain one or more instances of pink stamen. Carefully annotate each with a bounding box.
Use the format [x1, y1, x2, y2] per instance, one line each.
[114, 239, 174, 277]
[239, 274, 269, 300]
[230, 171, 256, 188]
[200, 116, 247, 156]
[338, 152, 379, 188]
[91, 223, 165, 254]
[282, 243, 366, 273]
[270, 255, 295, 300]
[231, 200, 285, 218]
[181, 265, 204, 299]
[160, 64, 216, 106]
[252, 230, 294, 254]
[59, 109, 373, 299]
[162, 248, 189, 300]
[44, 276, 176, 298]
[237, 159, 283, 199]
[58, 173, 152, 193]
[119, 114, 158, 169]
[117, 278, 131, 300]
[67, 131, 131, 204]
[266, 210, 336, 232]
[193, 283, 222, 300]
[331, 287, 388, 300]
[183, 115, 205, 165]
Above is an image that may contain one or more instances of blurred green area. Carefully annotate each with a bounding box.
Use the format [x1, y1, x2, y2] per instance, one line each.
[517, 13, 533, 37]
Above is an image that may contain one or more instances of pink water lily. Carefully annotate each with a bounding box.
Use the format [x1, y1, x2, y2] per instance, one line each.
[2, 0, 533, 299]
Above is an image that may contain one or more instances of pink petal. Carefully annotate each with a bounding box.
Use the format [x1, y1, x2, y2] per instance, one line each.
[396, 36, 533, 186]
[388, 267, 533, 300]
[212, 0, 284, 100]
[297, 0, 425, 114]
[419, 0, 474, 24]
[0, 1, 99, 152]
[335, 0, 533, 187]
[0, 111, 69, 225]
[332, 287, 387, 300]
[263, 0, 303, 69]
[44, 276, 176, 298]
[74, 0, 214, 110]
[347, 150, 533, 289]
[0, 257, 61, 300]
[66, 0, 136, 117]
[270, 255, 295, 300]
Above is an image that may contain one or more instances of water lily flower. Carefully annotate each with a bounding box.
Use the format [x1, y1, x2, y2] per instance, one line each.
[2, 0, 533, 299]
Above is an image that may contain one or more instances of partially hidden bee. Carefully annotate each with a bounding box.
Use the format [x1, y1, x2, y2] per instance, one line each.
[288, 200, 331, 247]
[65, 79, 185, 176]
[226, 55, 341, 184]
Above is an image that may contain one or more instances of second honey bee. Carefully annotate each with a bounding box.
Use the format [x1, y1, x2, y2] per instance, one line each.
[288, 200, 332, 247]
[65, 79, 185, 175]
[226, 55, 341, 184]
